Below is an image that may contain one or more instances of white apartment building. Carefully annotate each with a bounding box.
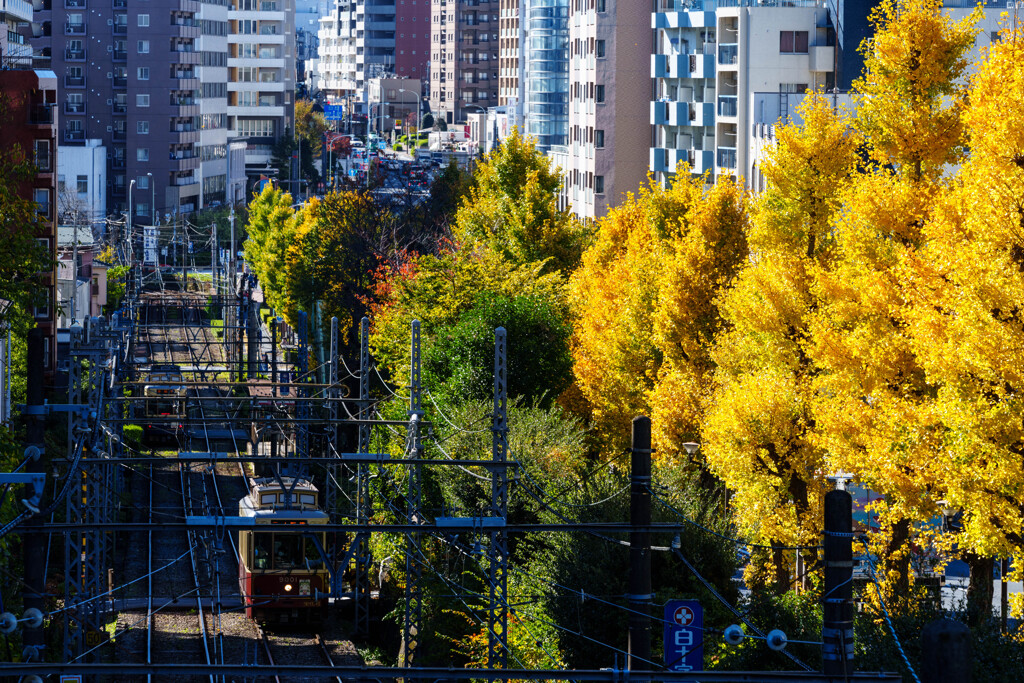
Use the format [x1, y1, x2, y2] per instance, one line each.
[228, 0, 296, 174]
[651, 0, 833, 188]
[1, 0, 33, 67]
[318, 0, 358, 100]
[560, 0, 651, 222]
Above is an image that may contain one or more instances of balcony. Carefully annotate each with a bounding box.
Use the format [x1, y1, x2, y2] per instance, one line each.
[690, 101, 714, 127]
[27, 104, 54, 124]
[717, 95, 737, 118]
[63, 101, 85, 114]
[112, 0, 125, 5]
[112, 22, 126, 33]
[651, 100, 690, 127]
[64, 22, 85, 34]
[64, 74, 85, 87]
[111, 156, 126, 169]
[112, 102, 126, 114]
[64, 0, 84, 6]
[112, 49, 126, 60]
[63, 129, 85, 142]
[171, 50, 200, 65]
[809, 44, 834, 72]
[112, 76, 127, 87]
[111, 129, 126, 141]
[718, 43, 738, 66]
[717, 146, 737, 171]
[168, 154, 200, 172]
[64, 47, 85, 60]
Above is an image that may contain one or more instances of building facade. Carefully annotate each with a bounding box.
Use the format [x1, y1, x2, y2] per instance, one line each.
[0, 68, 59, 374]
[32, 0, 238, 222]
[228, 0, 296, 178]
[560, 0, 650, 221]
[524, 0, 567, 152]
[498, 0, 523, 115]
[430, 0, 499, 125]
[650, 1, 834, 186]
[1, 0, 33, 67]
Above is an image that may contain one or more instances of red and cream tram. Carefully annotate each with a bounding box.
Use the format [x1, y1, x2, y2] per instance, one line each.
[238, 477, 330, 623]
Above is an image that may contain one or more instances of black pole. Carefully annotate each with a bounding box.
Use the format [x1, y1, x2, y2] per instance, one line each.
[822, 487, 854, 676]
[628, 416, 652, 674]
[271, 320, 278, 459]
[22, 328, 46, 659]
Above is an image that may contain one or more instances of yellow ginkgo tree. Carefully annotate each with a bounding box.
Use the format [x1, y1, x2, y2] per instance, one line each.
[704, 94, 859, 589]
[807, 0, 979, 606]
[903, 25, 1024, 620]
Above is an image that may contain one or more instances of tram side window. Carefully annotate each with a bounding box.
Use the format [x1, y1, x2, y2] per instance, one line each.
[254, 533, 273, 569]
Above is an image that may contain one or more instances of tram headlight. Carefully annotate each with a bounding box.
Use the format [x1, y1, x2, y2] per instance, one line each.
[284, 583, 293, 592]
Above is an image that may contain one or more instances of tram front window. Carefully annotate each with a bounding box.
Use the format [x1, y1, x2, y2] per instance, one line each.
[254, 533, 273, 569]
[273, 536, 303, 569]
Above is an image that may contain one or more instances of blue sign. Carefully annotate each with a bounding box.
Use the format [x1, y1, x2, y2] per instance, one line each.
[664, 600, 703, 673]
[279, 371, 290, 394]
[324, 104, 345, 121]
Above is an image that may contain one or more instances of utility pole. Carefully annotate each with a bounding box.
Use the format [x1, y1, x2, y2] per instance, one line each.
[228, 207, 236, 383]
[822, 485, 854, 676]
[628, 416, 652, 675]
[21, 328, 46, 661]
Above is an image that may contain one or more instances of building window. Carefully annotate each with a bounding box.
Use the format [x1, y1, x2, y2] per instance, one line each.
[138, 175, 149, 189]
[780, 30, 809, 54]
[138, 13, 149, 26]
[596, 39, 605, 58]
[34, 140, 51, 172]
[596, 85, 605, 103]
[137, 148, 149, 161]
[136, 202, 149, 216]
[595, 176, 604, 194]
[34, 188, 51, 218]
[596, 0, 605, 10]
[137, 121, 149, 134]
[595, 129, 604, 148]
[137, 93, 150, 107]
[137, 67, 150, 80]
[77, 175, 88, 193]
[138, 39, 149, 53]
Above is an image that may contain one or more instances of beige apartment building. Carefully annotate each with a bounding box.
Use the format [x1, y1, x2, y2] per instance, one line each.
[499, 0, 524, 110]
[430, 0, 500, 125]
[554, 0, 651, 221]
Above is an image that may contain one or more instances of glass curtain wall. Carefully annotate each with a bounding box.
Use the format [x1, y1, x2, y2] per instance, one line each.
[525, 0, 568, 152]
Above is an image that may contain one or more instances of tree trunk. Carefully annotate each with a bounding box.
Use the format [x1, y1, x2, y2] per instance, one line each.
[772, 544, 790, 594]
[965, 552, 994, 627]
[882, 518, 911, 612]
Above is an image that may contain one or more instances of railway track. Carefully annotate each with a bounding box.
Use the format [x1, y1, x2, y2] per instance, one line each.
[112, 281, 364, 681]
[256, 625, 343, 683]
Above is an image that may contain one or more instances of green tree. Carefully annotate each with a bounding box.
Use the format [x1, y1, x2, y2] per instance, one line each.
[243, 184, 296, 316]
[423, 291, 573, 408]
[295, 98, 328, 159]
[456, 128, 589, 275]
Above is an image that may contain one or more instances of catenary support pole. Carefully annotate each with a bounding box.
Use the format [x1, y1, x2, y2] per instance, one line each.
[822, 486, 854, 675]
[628, 416, 652, 675]
[21, 328, 46, 661]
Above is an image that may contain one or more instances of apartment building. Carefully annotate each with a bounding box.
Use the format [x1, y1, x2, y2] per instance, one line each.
[498, 0, 523, 113]
[228, 0, 296, 176]
[0, 68, 59, 373]
[396, 0, 430, 81]
[651, 1, 833, 186]
[1, 0, 33, 67]
[558, 0, 650, 221]
[32, 0, 236, 222]
[430, 0, 499, 125]
[523, 0, 567, 152]
[317, 0, 357, 99]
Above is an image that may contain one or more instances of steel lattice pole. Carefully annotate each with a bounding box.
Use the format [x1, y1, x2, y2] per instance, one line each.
[489, 327, 509, 671]
[402, 320, 423, 668]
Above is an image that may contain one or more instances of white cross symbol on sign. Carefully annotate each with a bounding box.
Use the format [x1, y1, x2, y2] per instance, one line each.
[673, 606, 694, 626]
